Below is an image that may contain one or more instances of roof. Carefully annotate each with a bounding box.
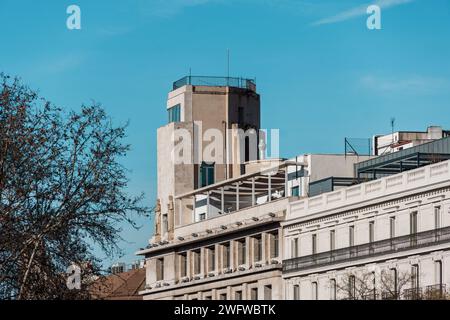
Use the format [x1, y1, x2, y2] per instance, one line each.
[89, 268, 145, 300]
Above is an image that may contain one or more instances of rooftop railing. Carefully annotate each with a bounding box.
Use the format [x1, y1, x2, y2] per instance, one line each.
[173, 76, 256, 91]
[283, 226, 450, 274]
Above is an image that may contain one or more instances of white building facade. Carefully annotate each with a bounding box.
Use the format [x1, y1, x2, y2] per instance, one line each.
[283, 160, 450, 300]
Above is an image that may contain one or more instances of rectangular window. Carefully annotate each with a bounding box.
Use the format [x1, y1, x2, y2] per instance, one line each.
[207, 246, 215, 272]
[235, 291, 242, 300]
[312, 282, 318, 300]
[254, 235, 262, 262]
[349, 275, 356, 299]
[204, 295, 212, 300]
[200, 162, 215, 187]
[369, 221, 375, 243]
[156, 258, 164, 281]
[435, 261, 442, 285]
[237, 239, 246, 265]
[390, 217, 396, 238]
[312, 234, 317, 255]
[349, 226, 355, 247]
[162, 214, 168, 234]
[179, 253, 187, 278]
[330, 279, 337, 300]
[199, 213, 206, 221]
[411, 264, 419, 289]
[269, 232, 279, 259]
[330, 230, 335, 251]
[264, 285, 272, 300]
[293, 285, 300, 300]
[168, 104, 181, 123]
[250, 288, 258, 300]
[292, 186, 300, 197]
[219, 293, 227, 300]
[391, 268, 398, 297]
[410, 211, 418, 235]
[292, 238, 298, 258]
[223, 242, 230, 269]
[435, 206, 441, 229]
[193, 250, 201, 275]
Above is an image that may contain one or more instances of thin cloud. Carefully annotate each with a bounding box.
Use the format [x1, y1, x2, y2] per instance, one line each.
[138, 0, 217, 18]
[311, 0, 414, 26]
[360, 74, 450, 95]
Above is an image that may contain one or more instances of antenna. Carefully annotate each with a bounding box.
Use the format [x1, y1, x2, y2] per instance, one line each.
[390, 117, 396, 146]
[227, 48, 230, 78]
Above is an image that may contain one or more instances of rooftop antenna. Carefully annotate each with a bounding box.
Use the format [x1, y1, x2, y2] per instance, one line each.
[390, 117, 396, 146]
[227, 49, 230, 82]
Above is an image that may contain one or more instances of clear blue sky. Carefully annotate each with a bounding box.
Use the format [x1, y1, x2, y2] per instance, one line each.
[1, 0, 449, 266]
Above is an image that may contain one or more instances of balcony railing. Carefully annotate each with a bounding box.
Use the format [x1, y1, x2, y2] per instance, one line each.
[173, 76, 256, 91]
[283, 226, 450, 273]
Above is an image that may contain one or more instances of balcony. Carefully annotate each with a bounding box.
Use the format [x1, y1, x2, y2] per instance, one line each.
[283, 226, 450, 274]
[173, 76, 256, 91]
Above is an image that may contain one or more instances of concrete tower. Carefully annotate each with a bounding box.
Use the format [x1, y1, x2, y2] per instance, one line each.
[153, 76, 261, 243]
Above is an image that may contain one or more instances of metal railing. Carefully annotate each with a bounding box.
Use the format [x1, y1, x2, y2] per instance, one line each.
[173, 76, 256, 91]
[283, 226, 450, 273]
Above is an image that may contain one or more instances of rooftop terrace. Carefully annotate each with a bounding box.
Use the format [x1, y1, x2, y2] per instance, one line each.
[172, 75, 256, 91]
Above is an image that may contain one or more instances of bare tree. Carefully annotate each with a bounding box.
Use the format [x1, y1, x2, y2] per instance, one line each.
[0, 74, 149, 299]
[336, 268, 449, 300]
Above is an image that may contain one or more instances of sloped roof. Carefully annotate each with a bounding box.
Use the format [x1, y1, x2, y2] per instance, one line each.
[90, 268, 145, 300]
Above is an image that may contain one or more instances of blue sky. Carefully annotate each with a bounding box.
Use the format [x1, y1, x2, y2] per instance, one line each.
[1, 0, 449, 266]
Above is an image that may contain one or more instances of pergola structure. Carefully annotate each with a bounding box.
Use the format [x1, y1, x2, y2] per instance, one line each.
[175, 160, 306, 221]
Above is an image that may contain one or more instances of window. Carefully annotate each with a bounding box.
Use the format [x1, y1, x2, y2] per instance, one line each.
[292, 186, 300, 197]
[411, 264, 419, 289]
[207, 246, 215, 272]
[250, 287, 258, 300]
[156, 258, 164, 281]
[222, 242, 230, 269]
[291, 238, 298, 258]
[435, 206, 441, 229]
[254, 235, 262, 262]
[435, 261, 443, 285]
[330, 230, 335, 251]
[330, 279, 337, 300]
[168, 104, 181, 123]
[390, 268, 398, 297]
[349, 275, 356, 299]
[193, 250, 201, 275]
[219, 293, 227, 300]
[237, 239, 246, 265]
[390, 217, 396, 238]
[349, 226, 355, 247]
[293, 285, 300, 300]
[204, 295, 212, 300]
[311, 282, 318, 300]
[199, 213, 206, 221]
[369, 221, 375, 243]
[312, 234, 317, 255]
[162, 214, 168, 234]
[269, 232, 279, 259]
[264, 285, 272, 300]
[200, 162, 215, 187]
[179, 253, 187, 277]
[410, 211, 418, 235]
[235, 291, 242, 300]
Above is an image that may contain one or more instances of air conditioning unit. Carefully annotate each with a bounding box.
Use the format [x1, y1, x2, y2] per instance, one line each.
[223, 267, 233, 274]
